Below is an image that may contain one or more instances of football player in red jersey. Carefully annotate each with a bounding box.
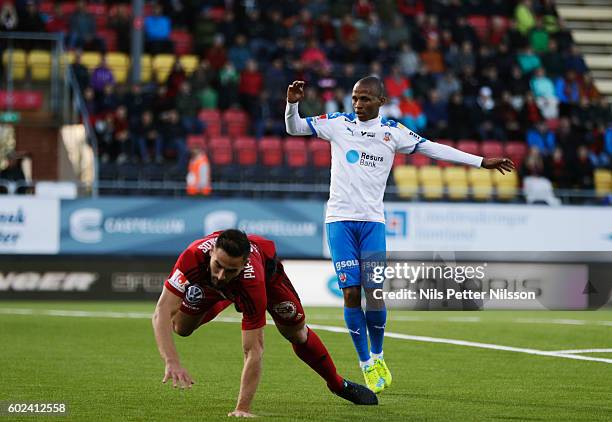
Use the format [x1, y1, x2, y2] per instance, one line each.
[152, 229, 377, 417]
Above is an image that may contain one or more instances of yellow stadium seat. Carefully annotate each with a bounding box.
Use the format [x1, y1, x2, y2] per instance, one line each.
[493, 171, 519, 200]
[28, 50, 52, 81]
[393, 165, 418, 199]
[2, 49, 27, 80]
[61, 51, 75, 71]
[152, 54, 175, 83]
[106, 52, 130, 83]
[443, 166, 469, 200]
[594, 169, 612, 197]
[81, 51, 102, 71]
[418, 166, 444, 200]
[468, 168, 493, 200]
[140, 54, 152, 82]
[179, 55, 198, 74]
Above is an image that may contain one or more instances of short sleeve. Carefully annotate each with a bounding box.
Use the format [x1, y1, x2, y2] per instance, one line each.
[395, 123, 427, 154]
[238, 256, 268, 330]
[305, 112, 342, 141]
[163, 248, 198, 297]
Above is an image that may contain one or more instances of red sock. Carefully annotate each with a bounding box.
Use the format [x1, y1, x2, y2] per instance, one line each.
[292, 327, 345, 393]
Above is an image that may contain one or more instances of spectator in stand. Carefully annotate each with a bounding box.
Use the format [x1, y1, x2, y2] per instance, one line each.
[555, 117, 579, 160]
[399, 90, 427, 132]
[546, 147, 570, 188]
[380, 96, 402, 120]
[397, 43, 420, 77]
[91, 56, 114, 94]
[529, 18, 549, 53]
[411, 65, 436, 102]
[228, 34, 252, 73]
[68, 0, 100, 51]
[253, 91, 285, 139]
[503, 19, 529, 52]
[176, 81, 203, 135]
[45, 3, 68, 34]
[384, 65, 410, 100]
[197, 82, 218, 110]
[555, 70, 580, 116]
[527, 121, 556, 155]
[301, 39, 329, 71]
[495, 91, 523, 140]
[488, 16, 507, 47]
[452, 16, 480, 49]
[238, 59, 263, 116]
[420, 38, 445, 75]
[517, 46, 541, 75]
[152, 85, 174, 119]
[299, 86, 325, 117]
[385, 15, 411, 49]
[190, 59, 216, 94]
[530, 67, 559, 119]
[422, 89, 448, 138]
[354, 0, 374, 20]
[166, 60, 187, 99]
[571, 96, 596, 136]
[436, 71, 461, 103]
[96, 84, 119, 116]
[206, 34, 228, 72]
[360, 13, 383, 48]
[564, 45, 588, 75]
[339, 14, 359, 47]
[219, 62, 240, 109]
[473, 86, 504, 140]
[17, 0, 44, 32]
[515, 0, 536, 35]
[132, 110, 163, 163]
[521, 91, 544, 130]
[109, 4, 131, 54]
[161, 110, 188, 168]
[540, 39, 565, 79]
[592, 97, 611, 127]
[71, 51, 90, 92]
[449, 41, 475, 74]
[521, 147, 546, 177]
[446, 92, 472, 140]
[124, 84, 146, 128]
[112, 105, 130, 164]
[397, 0, 424, 24]
[580, 73, 601, 101]
[325, 88, 351, 115]
[316, 13, 337, 45]
[291, 9, 316, 47]
[144, 3, 173, 54]
[573, 145, 594, 189]
[264, 58, 289, 105]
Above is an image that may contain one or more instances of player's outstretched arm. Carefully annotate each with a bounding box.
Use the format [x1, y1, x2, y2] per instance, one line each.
[230, 328, 264, 417]
[152, 287, 195, 389]
[285, 80, 313, 136]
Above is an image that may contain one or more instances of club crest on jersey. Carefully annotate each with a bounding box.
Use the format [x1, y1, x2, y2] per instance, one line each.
[383, 132, 391, 142]
[338, 272, 348, 282]
[185, 285, 204, 305]
[273, 301, 297, 320]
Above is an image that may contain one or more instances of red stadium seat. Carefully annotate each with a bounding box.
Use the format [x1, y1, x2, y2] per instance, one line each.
[309, 139, 331, 168]
[98, 29, 117, 52]
[457, 139, 481, 156]
[171, 30, 193, 55]
[284, 138, 308, 168]
[40, 1, 54, 15]
[208, 138, 233, 166]
[222, 108, 250, 126]
[410, 154, 431, 167]
[0, 90, 43, 110]
[187, 135, 206, 150]
[505, 141, 528, 168]
[467, 15, 490, 41]
[60, 2, 78, 16]
[481, 140, 504, 157]
[393, 154, 406, 167]
[259, 137, 283, 167]
[234, 136, 258, 166]
[199, 109, 222, 138]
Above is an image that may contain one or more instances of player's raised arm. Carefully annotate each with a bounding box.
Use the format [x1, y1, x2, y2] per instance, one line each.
[229, 327, 265, 417]
[152, 287, 195, 389]
[285, 81, 315, 136]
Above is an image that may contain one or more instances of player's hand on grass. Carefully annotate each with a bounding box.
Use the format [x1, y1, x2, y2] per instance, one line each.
[162, 361, 194, 389]
[287, 81, 305, 103]
[228, 409, 257, 417]
[482, 157, 515, 174]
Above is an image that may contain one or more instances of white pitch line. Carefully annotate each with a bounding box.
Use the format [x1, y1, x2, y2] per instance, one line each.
[548, 348, 612, 354]
[2, 308, 611, 364]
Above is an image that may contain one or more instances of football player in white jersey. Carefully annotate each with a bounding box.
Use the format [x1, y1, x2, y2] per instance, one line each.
[285, 76, 514, 393]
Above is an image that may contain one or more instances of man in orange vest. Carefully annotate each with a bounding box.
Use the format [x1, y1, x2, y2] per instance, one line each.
[186, 146, 211, 196]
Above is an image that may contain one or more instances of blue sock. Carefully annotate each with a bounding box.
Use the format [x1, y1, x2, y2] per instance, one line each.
[343, 307, 370, 362]
[365, 309, 387, 355]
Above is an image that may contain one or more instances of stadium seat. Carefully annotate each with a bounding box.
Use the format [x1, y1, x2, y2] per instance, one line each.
[481, 140, 504, 158]
[393, 154, 406, 167]
[178, 55, 198, 75]
[171, 30, 193, 55]
[309, 139, 331, 168]
[418, 166, 444, 200]
[594, 169, 612, 197]
[443, 166, 469, 200]
[284, 138, 309, 168]
[199, 109, 222, 138]
[27, 50, 51, 81]
[152, 54, 175, 83]
[98, 29, 118, 52]
[467, 15, 490, 41]
[208, 137, 234, 176]
[493, 170, 519, 201]
[468, 168, 494, 200]
[86, 3, 108, 29]
[105, 52, 130, 83]
[505, 141, 528, 169]
[410, 154, 431, 167]
[2, 49, 26, 80]
[140, 54, 152, 82]
[187, 135, 207, 150]
[393, 165, 418, 199]
[457, 139, 481, 157]
[234, 137, 258, 166]
[81, 51, 102, 71]
[60, 2, 78, 16]
[259, 137, 283, 166]
[222, 108, 250, 138]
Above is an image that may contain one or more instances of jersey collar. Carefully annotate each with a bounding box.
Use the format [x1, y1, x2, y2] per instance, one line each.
[356, 114, 381, 127]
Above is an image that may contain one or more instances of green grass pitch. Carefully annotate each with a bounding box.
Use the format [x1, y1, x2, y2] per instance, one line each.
[1, 302, 611, 421]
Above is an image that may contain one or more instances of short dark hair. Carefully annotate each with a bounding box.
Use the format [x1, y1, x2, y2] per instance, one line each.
[356, 76, 385, 97]
[216, 229, 250, 259]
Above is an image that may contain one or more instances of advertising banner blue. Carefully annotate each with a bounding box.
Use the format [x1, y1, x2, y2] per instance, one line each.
[60, 198, 325, 257]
